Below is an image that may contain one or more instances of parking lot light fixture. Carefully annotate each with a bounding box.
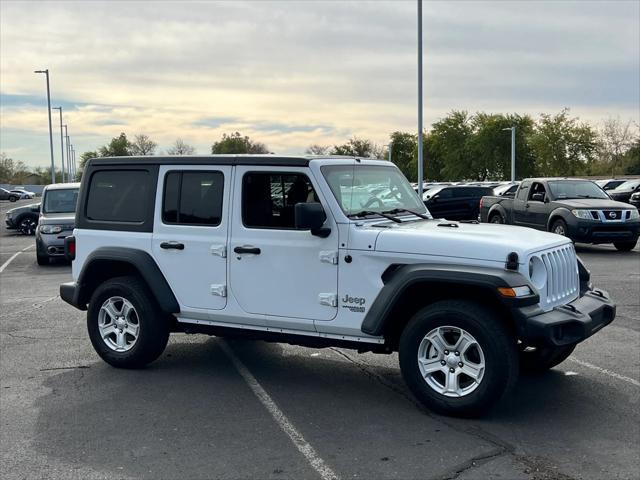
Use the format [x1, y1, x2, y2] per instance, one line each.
[34, 69, 56, 184]
[502, 127, 516, 182]
[417, 0, 424, 198]
[52, 107, 65, 182]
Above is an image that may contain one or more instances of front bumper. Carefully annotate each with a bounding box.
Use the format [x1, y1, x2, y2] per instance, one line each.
[565, 217, 640, 244]
[5, 218, 16, 229]
[514, 289, 616, 347]
[36, 234, 68, 257]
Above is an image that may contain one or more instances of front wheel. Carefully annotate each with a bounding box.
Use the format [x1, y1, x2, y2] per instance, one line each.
[551, 219, 569, 237]
[36, 251, 49, 266]
[614, 240, 637, 252]
[399, 300, 519, 417]
[9, 196, 17, 202]
[87, 276, 169, 368]
[519, 344, 576, 372]
[18, 216, 38, 235]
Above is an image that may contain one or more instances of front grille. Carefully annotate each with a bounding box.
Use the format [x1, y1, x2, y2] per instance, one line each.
[602, 210, 622, 220]
[539, 245, 579, 309]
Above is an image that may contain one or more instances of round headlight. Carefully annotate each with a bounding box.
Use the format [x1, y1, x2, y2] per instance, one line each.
[528, 256, 547, 291]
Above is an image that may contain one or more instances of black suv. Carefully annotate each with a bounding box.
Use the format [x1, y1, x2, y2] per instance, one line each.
[423, 185, 494, 220]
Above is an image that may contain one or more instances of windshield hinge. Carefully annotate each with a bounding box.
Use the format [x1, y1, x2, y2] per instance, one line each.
[210, 244, 227, 258]
[318, 293, 338, 307]
[319, 250, 339, 265]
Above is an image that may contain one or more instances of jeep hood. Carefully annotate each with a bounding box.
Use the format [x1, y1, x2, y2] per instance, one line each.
[373, 220, 569, 264]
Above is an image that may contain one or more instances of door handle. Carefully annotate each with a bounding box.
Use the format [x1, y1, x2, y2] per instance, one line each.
[160, 241, 185, 250]
[234, 246, 261, 255]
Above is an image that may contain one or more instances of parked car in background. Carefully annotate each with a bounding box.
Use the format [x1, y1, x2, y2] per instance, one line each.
[423, 185, 494, 220]
[36, 182, 80, 265]
[479, 178, 640, 251]
[630, 191, 640, 210]
[492, 182, 520, 197]
[608, 179, 640, 204]
[5, 202, 40, 235]
[9, 188, 36, 199]
[0, 188, 21, 202]
[595, 179, 627, 191]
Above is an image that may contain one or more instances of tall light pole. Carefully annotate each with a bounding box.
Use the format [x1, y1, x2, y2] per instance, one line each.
[417, 0, 424, 198]
[64, 125, 70, 181]
[52, 107, 65, 182]
[71, 146, 76, 180]
[34, 69, 56, 184]
[383, 143, 393, 162]
[503, 127, 516, 181]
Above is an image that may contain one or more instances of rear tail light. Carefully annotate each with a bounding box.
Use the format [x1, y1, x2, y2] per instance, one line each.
[479, 197, 484, 209]
[64, 235, 76, 261]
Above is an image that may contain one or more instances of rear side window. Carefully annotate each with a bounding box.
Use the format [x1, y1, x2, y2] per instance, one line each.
[86, 170, 150, 222]
[516, 182, 530, 200]
[162, 171, 224, 226]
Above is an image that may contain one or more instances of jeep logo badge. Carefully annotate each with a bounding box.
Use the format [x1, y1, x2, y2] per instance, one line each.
[609, 211, 616, 219]
[341, 294, 366, 313]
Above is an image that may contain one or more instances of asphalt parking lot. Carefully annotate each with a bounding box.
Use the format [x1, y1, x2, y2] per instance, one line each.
[1, 198, 638, 480]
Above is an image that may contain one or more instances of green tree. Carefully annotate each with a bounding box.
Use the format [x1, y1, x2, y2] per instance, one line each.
[0, 153, 30, 183]
[388, 132, 417, 181]
[211, 132, 269, 154]
[331, 137, 376, 157]
[98, 133, 131, 157]
[623, 139, 640, 175]
[469, 113, 536, 180]
[529, 109, 598, 177]
[130, 134, 157, 156]
[428, 111, 474, 180]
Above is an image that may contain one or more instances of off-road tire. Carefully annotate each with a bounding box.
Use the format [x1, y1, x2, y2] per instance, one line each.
[519, 344, 576, 373]
[399, 300, 519, 417]
[87, 275, 169, 369]
[613, 240, 637, 252]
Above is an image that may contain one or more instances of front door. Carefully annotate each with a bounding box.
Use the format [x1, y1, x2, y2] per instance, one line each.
[229, 166, 338, 321]
[152, 165, 231, 310]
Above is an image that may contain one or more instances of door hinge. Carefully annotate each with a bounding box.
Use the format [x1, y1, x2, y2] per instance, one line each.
[210, 284, 227, 297]
[319, 250, 338, 265]
[210, 245, 227, 258]
[318, 293, 338, 307]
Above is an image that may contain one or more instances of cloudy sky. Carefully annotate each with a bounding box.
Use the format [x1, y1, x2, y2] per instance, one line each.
[1, 0, 638, 168]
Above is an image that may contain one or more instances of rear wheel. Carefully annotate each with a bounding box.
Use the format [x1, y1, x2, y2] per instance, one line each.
[489, 213, 504, 224]
[87, 276, 169, 368]
[519, 344, 576, 372]
[614, 240, 637, 251]
[399, 300, 518, 417]
[9, 195, 17, 202]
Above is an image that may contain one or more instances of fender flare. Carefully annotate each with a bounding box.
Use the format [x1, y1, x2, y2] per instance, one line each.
[74, 246, 179, 313]
[546, 207, 572, 231]
[361, 263, 538, 337]
[487, 204, 507, 221]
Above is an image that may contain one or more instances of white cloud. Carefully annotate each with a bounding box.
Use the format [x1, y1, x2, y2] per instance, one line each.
[0, 0, 638, 167]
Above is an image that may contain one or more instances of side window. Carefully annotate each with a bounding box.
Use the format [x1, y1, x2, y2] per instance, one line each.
[435, 188, 453, 199]
[243, 172, 319, 229]
[162, 171, 224, 226]
[529, 182, 546, 201]
[516, 182, 530, 200]
[86, 170, 150, 222]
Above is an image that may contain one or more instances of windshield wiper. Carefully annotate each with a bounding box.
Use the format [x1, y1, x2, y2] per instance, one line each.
[347, 210, 403, 223]
[382, 208, 431, 220]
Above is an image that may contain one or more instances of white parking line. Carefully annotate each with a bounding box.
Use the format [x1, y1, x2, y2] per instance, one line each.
[219, 341, 340, 480]
[569, 357, 640, 387]
[0, 245, 34, 273]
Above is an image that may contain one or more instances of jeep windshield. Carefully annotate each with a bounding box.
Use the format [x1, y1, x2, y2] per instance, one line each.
[547, 180, 609, 200]
[43, 188, 79, 214]
[321, 164, 428, 218]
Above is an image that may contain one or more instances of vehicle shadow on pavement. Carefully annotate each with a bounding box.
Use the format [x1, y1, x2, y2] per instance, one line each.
[30, 336, 620, 479]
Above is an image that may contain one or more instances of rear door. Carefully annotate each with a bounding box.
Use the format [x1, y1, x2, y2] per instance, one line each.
[152, 165, 231, 310]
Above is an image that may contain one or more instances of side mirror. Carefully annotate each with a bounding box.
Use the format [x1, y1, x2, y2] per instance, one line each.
[531, 193, 545, 202]
[295, 203, 330, 237]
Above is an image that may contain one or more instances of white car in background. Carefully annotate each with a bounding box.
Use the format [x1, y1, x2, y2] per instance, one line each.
[9, 188, 36, 199]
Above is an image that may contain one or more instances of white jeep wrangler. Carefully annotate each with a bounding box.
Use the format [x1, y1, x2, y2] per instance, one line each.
[61, 155, 615, 416]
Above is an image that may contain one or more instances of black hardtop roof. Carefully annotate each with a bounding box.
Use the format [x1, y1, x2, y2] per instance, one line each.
[87, 154, 371, 168]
